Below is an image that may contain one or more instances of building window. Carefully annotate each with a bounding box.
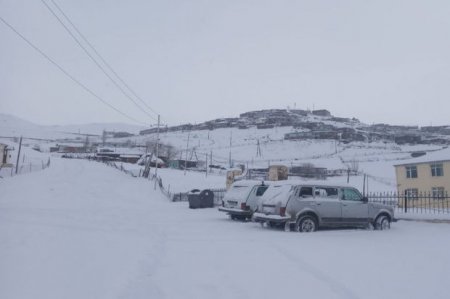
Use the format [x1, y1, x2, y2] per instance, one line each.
[430, 163, 444, 177]
[405, 188, 418, 200]
[432, 187, 445, 200]
[406, 166, 417, 178]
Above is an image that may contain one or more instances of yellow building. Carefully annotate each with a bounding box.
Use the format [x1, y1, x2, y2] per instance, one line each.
[394, 149, 450, 208]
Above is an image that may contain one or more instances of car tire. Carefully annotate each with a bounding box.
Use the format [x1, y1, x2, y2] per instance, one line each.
[375, 215, 391, 230]
[296, 215, 318, 232]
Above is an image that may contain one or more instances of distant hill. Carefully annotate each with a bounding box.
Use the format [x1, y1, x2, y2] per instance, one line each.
[1, 109, 449, 146]
[0, 114, 146, 140]
[138, 108, 450, 146]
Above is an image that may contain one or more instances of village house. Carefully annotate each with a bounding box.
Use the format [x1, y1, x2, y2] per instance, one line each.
[394, 148, 450, 198]
[1, 143, 12, 167]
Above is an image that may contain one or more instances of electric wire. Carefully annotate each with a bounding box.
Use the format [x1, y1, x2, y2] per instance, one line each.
[0, 15, 148, 126]
[49, 0, 160, 117]
[40, 0, 157, 122]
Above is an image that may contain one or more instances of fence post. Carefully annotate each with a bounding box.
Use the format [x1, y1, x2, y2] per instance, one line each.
[404, 196, 408, 213]
[15, 136, 23, 174]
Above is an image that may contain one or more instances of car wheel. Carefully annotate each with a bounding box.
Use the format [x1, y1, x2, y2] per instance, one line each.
[375, 215, 391, 230]
[296, 215, 318, 232]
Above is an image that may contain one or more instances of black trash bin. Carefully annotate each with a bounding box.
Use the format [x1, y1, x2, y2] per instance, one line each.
[188, 189, 201, 209]
[199, 189, 214, 208]
[188, 189, 214, 209]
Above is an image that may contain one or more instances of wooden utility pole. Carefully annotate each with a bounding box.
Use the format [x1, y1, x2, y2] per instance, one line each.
[229, 131, 232, 168]
[154, 115, 160, 190]
[15, 136, 22, 174]
[205, 153, 208, 178]
[256, 139, 262, 157]
[184, 131, 190, 176]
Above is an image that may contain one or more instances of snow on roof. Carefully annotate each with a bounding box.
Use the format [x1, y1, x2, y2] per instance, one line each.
[394, 147, 450, 166]
[260, 183, 294, 205]
[231, 180, 268, 187]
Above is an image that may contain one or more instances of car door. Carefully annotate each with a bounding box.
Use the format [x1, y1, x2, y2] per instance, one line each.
[313, 186, 342, 225]
[246, 185, 269, 212]
[340, 188, 369, 225]
[290, 186, 341, 225]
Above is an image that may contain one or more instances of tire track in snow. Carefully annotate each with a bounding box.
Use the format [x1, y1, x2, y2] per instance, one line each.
[274, 245, 360, 299]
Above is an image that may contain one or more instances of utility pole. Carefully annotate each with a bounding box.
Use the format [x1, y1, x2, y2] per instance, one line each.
[15, 136, 23, 174]
[256, 139, 262, 157]
[102, 130, 106, 146]
[229, 131, 232, 168]
[205, 153, 208, 178]
[154, 115, 160, 190]
[184, 131, 190, 176]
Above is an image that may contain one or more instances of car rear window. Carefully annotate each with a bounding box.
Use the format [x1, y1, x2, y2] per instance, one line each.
[256, 185, 269, 196]
[261, 184, 294, 205]
[224, 185, 252, 199]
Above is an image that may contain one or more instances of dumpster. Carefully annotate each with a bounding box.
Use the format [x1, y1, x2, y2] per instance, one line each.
[188, 189, 214, 209]
[188, 189, 201, 208]
[199, 189, 214, 208]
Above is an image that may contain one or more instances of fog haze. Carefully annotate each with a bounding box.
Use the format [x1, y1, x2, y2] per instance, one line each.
[1, 0, 450, 127]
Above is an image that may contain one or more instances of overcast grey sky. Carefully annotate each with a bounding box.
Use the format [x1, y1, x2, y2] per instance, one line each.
[1, 0, 450, 127]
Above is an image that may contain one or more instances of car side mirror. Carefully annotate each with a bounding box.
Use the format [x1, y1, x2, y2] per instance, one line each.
[362, 196, 368, 203]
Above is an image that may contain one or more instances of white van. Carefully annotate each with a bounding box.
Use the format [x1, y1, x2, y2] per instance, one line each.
[218, 180, 269, 220]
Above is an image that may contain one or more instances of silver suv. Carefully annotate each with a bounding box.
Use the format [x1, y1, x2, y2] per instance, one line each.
[253, 183, 395, 232]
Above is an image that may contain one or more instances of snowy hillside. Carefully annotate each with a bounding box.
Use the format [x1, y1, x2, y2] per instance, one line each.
[2, 112, 448, 192]
[122, 126, 444, 192]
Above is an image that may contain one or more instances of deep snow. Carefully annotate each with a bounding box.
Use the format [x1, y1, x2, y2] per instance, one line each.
[1, 158, 450, 299]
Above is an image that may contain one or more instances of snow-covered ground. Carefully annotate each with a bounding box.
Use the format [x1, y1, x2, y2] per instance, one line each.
[1, 158, 450, 299]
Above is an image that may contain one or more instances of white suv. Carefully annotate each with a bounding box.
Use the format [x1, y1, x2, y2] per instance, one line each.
[219, 180, 269, 220]
[253, 182, 395, 232]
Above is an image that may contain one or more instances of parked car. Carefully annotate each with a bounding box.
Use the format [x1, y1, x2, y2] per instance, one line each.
[218, 180, 269, 220]
[253, 182, 395, 232]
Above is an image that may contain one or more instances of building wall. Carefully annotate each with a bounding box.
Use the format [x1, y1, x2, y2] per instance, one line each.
[395, 161, 450, 194]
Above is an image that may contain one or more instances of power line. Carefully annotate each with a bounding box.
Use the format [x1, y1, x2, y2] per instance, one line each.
[49, 0, 160, 117]
[0, 15, 148, 126]
[40, 0, 158, 122]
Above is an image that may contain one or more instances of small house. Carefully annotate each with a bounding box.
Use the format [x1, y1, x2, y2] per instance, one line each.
[1, 143, 12, 167]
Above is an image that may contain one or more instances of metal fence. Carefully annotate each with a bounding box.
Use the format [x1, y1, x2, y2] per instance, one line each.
[101, 160, 227, 204]
[368, 191, 450, 214]
[0, 158, 51, 178]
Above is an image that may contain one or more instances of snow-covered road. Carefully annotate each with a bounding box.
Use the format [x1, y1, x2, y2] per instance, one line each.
[1, 158, 449, 299]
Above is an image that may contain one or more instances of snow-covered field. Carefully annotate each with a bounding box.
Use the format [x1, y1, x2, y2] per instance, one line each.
[1, 158, 450, 299]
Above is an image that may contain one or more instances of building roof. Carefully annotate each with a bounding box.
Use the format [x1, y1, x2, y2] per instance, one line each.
[394, 147, 450, 166]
